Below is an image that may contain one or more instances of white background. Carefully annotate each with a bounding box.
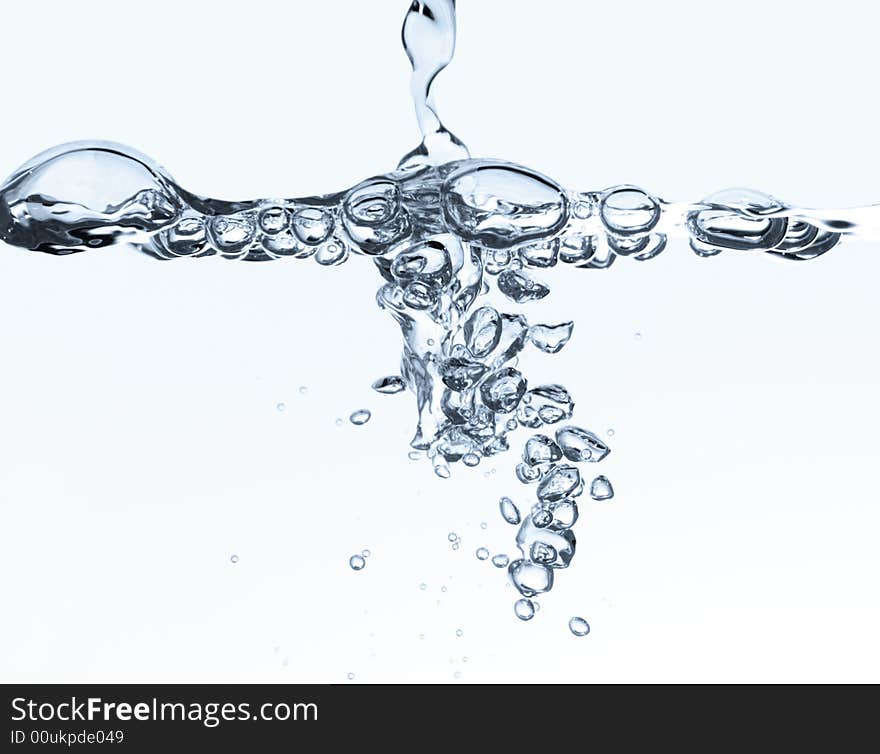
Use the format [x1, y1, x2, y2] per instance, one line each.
[1, 0, 879, 683]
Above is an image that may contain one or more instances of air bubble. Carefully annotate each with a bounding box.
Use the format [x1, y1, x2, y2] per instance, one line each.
[350, 409, 372, 426]
[349, 555, 366, 571]
[569, 617, 590, 636]
[514, 598, 536, 621]
[475, 547, 490, 560]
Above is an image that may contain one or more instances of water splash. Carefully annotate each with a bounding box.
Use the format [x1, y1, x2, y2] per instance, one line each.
[0, 1, 874, 623]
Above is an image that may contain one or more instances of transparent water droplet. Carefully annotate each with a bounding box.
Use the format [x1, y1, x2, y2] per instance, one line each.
[514, 598, 536, 621]
[349, 555, 366, 571]
[372, 375, 406, 394]
[475, 547, 490, 561]
[527, 322, 574, 354]
[350, 409, 372, 426]
[455, 628, 463, 637]
[499, 497, 521, 525]
[568, 617, 591, 636]
[590, 475, 614, 501]
[276, 402, 286, 412]
[462, 452, 481, 467]
[408, 450, 424, 461]
[448, 532, 459, 542]
[491, 553, 510, 568]
[230, 554, 239, 564]
[361, 549, 371, 558]
[607, 428, 615, 437]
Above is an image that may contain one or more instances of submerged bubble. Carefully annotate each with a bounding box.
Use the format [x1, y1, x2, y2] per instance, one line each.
[555, 426, 610, 463]
[537, 464, 583, 502]
[464, 306, 502, 358]
[349, 555, 366, 571]
[258, 205, 289, 235]
[514, 598, 536, 621]
[230, 554, 239, 564]
[568, 617, 591, 636]
[508, 559, 554, 597]
[590, 475, 614, 501]
[523, 434, 562, 466]
[292, 207, 334, 245]
[349, 409, 372, 426]
[499, 497, 521, 525]
[515, 462, 543, 484]
[455, 628, 463, 637]
[491, 553, 510, 568]
[462, 452, 481, 467]
[480, 368, 527, 414]
[527, 322, 574, 354]
[448, 532, 459, 542]
[362, 549, 371, 558]
[372, 375, 406, 394]
[276, 402, 286, 412]
[497, 269, 550, 303]
[475, 547, 490, 560]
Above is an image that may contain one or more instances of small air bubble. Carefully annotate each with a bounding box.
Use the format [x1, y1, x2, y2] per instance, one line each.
[335, 418, 343, 426]
[276, 402, 286, 412]
[347, 672, 355, 680]
[514, 599, 535, 621]
[349, 555, 366, 571]
[634, 332, 642, 341]
[569, 617, 591, 636]
[361, 549, 371, 558]
[491, 553, 510, 568]
[448, 532, 458, 542]
[475, 547, 489, 560]
[350, 409, 371, 426]
[607, 428, 615, 437]
[419, 582, 427, 591]
[230, 554, 239, 564]
[298, 386, 308, 395]
[455, 629, 463, 637]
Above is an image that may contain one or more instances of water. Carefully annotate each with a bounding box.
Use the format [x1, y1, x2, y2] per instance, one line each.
[0, 0, 871, 628]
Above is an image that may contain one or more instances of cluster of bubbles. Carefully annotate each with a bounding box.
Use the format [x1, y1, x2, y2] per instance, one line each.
[0, 0, 859, 634]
